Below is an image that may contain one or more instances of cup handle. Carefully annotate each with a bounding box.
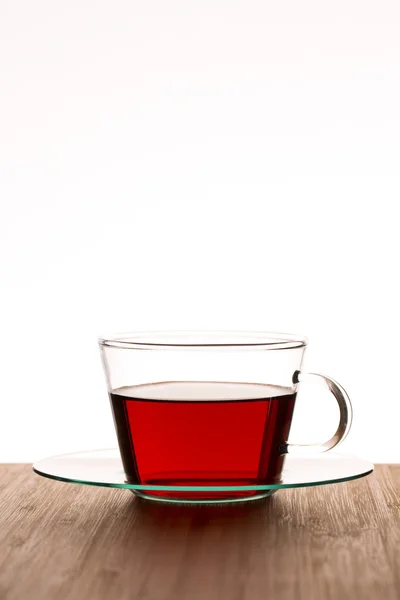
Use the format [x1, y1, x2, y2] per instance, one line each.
[282, 370, 353, 455]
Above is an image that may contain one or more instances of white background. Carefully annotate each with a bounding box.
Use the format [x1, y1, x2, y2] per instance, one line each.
[1, 0, 399, 462]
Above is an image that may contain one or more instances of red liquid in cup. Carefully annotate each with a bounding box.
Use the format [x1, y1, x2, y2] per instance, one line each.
[110, 381, 296, 501]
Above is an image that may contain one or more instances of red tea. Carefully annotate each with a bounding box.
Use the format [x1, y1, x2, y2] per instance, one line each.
[110, 381, 296, 500]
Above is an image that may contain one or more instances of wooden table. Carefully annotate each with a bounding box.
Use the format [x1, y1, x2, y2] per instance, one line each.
[1, 464, 399, 600]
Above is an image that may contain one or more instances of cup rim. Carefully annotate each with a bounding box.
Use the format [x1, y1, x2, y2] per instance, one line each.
[98, 330, 308, 350]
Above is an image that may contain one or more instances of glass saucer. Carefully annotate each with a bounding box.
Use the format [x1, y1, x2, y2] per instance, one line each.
[33, 449, 373, 504]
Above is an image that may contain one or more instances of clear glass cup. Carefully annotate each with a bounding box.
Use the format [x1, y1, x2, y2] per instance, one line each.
[99, 331, 352, 503]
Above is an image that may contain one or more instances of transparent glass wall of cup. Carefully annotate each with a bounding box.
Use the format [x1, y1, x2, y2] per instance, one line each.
[99, 331, 352, 503]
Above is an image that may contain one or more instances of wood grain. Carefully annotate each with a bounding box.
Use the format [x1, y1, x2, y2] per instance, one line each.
[0, 465, 399, 600]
